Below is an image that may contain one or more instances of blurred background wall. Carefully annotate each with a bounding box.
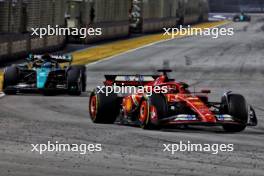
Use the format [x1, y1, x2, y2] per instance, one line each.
[0, 0, 66, 62]
[0, 0, 210, 62]
[209, 0, 264, 13]
[66, 0, 130, 43]
[0, 0, 66, 33]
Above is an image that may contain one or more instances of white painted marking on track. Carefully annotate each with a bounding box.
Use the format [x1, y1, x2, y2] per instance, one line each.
[0, 92, 5, 98]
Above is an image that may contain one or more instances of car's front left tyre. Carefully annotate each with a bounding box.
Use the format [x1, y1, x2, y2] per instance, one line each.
[221, 94, 248, 132]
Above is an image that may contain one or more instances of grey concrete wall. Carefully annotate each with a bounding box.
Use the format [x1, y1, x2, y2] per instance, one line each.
[0, 35, 66, 63]
[66, 0, 130, 43]
[0, 0, 23, 33]
[0, 0, 66, 33]
[133, 0, 209, 33]
[209, 0, 264, 12]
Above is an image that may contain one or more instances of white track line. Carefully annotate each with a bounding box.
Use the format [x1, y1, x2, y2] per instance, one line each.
[0, 92, 5, 98]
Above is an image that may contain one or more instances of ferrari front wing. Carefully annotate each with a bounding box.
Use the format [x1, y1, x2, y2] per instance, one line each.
[159, 106, 257, 127]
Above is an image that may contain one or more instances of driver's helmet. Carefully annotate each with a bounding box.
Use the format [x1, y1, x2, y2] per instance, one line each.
[42, 62, 52, 68]
[42, 53, 52, 60]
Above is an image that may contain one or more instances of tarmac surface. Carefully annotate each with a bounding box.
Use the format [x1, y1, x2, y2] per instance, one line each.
[0, 15, 264, 176]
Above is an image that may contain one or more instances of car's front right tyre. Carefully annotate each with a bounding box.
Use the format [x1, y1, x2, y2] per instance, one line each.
[222, 94, 248, 132]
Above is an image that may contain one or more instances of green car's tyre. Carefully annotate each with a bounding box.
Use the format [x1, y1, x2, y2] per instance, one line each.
[67, 66, 85, 95]
[3, 66, 19, 95]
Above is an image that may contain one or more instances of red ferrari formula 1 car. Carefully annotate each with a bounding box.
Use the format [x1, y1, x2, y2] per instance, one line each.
[89, 70, 257, 132]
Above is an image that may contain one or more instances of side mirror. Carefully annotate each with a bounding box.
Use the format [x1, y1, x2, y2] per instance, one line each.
[201, 89, 211, 94]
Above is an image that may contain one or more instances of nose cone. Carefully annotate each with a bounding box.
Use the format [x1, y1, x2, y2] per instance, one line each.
[204, 113, 217, 123]
[37, 68, 50, 89]
[186, 97, 216, 123]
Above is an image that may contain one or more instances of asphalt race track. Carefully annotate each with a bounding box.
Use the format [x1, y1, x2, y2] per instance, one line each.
[1, 15, 264, 176]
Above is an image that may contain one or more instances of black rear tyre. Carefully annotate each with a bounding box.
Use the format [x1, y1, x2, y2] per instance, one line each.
[222, 94, 248, 132]
[71, 65, 86, 91]
[3, 66, 19, 95]
[89, 89, 119, 124]
[67, 66, 83, 95]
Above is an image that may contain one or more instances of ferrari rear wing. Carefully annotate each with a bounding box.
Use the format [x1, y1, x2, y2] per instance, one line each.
[104, 75, 159, 86]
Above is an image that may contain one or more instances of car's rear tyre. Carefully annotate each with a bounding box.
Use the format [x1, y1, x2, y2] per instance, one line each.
[139, 94, 168, 130]
[222, 94, 248, 132]
[89, 89, 120, 124]
[3, 66, 19, 95]
[67, 66, 84, 95]
[71, 65, 86, 91]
